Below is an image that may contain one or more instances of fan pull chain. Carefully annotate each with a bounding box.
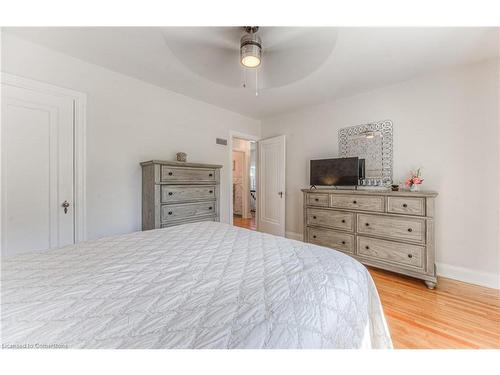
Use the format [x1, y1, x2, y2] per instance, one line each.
[255, 68, 258, 96]
[241, 66, 247, 88]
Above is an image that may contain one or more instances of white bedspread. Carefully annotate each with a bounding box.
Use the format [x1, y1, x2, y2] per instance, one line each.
[1, 222, 392, 349]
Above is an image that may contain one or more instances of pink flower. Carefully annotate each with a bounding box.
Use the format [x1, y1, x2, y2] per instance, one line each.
[405, 178, 412, 186]
[413, 177, 424, 185]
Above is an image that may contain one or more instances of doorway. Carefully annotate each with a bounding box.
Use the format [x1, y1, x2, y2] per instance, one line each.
[232, 137, 257, 231]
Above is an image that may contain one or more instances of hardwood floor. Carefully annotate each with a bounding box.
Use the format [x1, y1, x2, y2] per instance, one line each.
[369, 267, 500, 349]
[233, 215, 256, 230]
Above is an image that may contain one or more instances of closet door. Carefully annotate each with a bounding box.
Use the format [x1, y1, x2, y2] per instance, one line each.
[1, 84, 75, 257]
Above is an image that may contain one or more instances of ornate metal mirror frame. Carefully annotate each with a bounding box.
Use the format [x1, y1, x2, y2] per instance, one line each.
[338, 120, 393, 186]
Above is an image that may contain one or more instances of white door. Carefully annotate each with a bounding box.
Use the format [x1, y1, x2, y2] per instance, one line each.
[258, 135, 286, 236]
[1, 84, 75, 257]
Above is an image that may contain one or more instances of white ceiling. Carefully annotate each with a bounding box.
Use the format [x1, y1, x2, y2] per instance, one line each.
[4, 27, 499, 119]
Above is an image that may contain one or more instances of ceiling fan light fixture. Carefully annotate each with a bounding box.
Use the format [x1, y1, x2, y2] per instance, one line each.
[240, 32, 262, 68]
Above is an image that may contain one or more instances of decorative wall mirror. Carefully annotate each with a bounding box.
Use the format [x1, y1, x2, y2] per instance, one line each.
[338, 120, 393, 186]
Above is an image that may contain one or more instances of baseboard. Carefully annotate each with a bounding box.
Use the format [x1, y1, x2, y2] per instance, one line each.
[285, 231, 303, 241]
[436, 263, 499, 290]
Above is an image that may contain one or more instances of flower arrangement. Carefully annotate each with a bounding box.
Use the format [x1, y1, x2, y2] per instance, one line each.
[405, 168, 424, 191]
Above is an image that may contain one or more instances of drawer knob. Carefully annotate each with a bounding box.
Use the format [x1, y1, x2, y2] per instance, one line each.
[313, 216, 317, 219]
[365, 223, 370, 227]
[313, 235, 317, 239]
[341, 241, 346, 245]
[407, 254, 413, 259]
[403, 203, 408, 208]
[315, 198, 319, 202]
[209, 206, 213, 210]
[365, 245, 370, 250]
[407, 228, 413, 232]
[168, 192, 173, 196]
[168, 172, 173, 176]
[341, 219, 346, 223]
[209, 173, 213, 177]
[353, 200, 357, 204]
[168, 211, 173, 215]
[209, 190, 213, 194]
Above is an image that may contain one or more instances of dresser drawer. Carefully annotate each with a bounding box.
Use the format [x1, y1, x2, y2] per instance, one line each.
[357, 236, 425, 269]
[161, 166, 216, 182]
[160, 215, 216, 228]
[357, 214, 425, 243]
[308, 227, 354, 254]
[161, 202, 216, 221]
[161, 185, 216, 203]
[307, 208, 354, 231]
[387, 196, 425, 216]
[330, 194, 384, 212]
[306, 193, 329, 207]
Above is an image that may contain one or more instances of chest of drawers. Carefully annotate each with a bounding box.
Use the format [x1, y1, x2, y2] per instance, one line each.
[302, 189, 438, 288]
[141, 160, 222, 230]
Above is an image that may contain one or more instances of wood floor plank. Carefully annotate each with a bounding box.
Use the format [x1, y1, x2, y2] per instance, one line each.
[233, 215, 256, 230]
[369, 267, 500, 349]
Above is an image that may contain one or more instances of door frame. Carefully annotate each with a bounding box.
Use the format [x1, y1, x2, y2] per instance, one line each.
[227, 130, 260, 227]
[1, 72, 87, 243]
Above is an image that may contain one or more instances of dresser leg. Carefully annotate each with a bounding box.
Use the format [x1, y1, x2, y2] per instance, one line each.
[424, 280, 437, 289]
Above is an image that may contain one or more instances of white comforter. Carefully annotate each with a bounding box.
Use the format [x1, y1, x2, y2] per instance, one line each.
[1, 222, 392, 349]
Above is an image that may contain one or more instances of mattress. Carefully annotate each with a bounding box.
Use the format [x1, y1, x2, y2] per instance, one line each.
[1, 221, 392, 349]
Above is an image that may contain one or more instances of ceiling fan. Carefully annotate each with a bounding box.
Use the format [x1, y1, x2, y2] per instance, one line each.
[161, 27, 337, 93]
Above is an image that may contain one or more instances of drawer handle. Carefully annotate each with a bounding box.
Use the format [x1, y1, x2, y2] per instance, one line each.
[407, 228, 413, 232]
[168, 192, 173, 196]
[403, 203, 408, 208]
[353, 200, 357, 204]
[209, 173, 213, 177]
[313, 216, 317, 219]
[168, 172, 173, 176]
[407, 254, 413, 259]
[365, 223, 370, 227]
[365, 245, 370, 250]
[209, 206, 213, 210]
[341, 219, 346, 223]
[168, 211, 173, 215]
[209, 190, 213, 194]
[313, 235, 317, 239]
[341, 241, 346, 245]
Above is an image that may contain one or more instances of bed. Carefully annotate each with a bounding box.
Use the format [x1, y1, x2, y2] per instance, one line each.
[1, 221, 392, 349]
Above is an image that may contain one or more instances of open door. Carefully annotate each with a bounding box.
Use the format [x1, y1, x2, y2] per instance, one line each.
[258, 135, 286, 236]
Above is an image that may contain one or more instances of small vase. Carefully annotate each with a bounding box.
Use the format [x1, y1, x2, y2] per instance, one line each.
[410, 184, 419, 192]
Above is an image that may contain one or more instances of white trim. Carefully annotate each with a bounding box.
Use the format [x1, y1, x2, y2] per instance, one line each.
[228, 130, 260, 227]
[1, 72, 87, 242]
[285, 231, 303, 241]
[436, 262, 499, 290]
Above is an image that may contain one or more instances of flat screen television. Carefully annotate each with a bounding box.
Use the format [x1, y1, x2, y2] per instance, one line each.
[310, 157, 364, 186]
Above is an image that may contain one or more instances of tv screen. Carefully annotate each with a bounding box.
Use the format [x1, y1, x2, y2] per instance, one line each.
[310, 157, 361, 186]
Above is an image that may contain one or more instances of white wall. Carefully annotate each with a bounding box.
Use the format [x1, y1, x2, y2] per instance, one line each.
[1, 34, 261, 240]
[262, 59, 500, 288]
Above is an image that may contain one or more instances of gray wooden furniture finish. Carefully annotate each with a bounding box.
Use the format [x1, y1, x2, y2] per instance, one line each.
[141, 160, 222, 230]
[302, 189, 438, 288]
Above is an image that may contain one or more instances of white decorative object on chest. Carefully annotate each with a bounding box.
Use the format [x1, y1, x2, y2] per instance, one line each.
[141, 160, 222, 230]
[302, 189, 438, 289]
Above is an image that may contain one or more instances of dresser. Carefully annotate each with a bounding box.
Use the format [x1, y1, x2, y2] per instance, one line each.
[141, 160, 222, 230]
[302, 189, 438, 288]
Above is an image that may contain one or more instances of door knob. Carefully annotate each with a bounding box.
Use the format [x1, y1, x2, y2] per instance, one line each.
[278, 191, 283, 198]
[62, 200, 70, 214]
